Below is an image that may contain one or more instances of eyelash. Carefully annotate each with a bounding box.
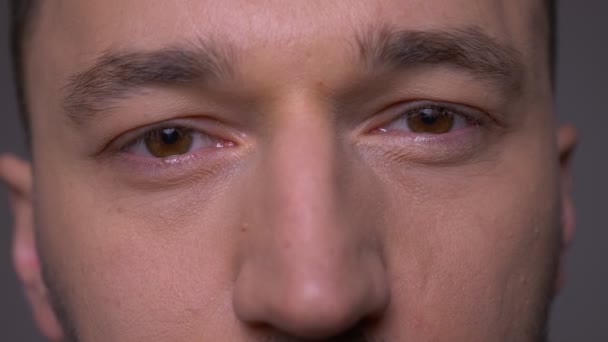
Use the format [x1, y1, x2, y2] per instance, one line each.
[94, 121, 245, 183]
[104, 119, 237, 159]
[103, 101, 493, 170]
[372, 101, 490, 134]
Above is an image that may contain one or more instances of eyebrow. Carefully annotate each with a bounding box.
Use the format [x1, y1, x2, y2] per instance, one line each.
[63, 40, 236, 125]
[63, 26, 524, 126]
[355, 25, 524, 91]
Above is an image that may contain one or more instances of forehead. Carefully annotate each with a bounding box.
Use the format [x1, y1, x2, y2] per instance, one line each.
[25, 0, 548, 117]
[33, 0, 541, 55]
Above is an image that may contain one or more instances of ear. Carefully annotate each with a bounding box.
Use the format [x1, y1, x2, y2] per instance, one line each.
[0, 154, 65, 341]
[554, 124, 578, 294]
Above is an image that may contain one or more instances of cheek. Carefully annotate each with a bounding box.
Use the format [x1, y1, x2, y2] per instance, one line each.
[377, 149, 561, 339]
[33, 166, 244, 340]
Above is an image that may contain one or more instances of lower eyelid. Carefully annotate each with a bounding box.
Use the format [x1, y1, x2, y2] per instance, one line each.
[101, 146, 240, 189]
[376, 123, 480, 139]
[360, 124, 487, 164]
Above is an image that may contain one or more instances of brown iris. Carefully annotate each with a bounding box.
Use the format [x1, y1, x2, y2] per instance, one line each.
[144, 128, 193, 158]
[407, 107, 455, 134]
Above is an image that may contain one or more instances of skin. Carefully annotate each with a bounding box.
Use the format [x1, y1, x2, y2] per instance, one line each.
[0, 0, 577, 341]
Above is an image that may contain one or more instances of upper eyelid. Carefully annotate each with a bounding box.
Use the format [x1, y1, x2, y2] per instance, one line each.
[103, 102, 489, 150]
[101, 119, 219, 155]
[385, 101, 487, 126]
[403, 102, 479, 116]
[362, 99, 511, 139]
[120, 127, 199, 152]
[354, 99, 490, 136]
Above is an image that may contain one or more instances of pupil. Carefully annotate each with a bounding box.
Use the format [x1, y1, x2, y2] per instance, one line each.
[161, 128, 181, 145]
[420, 112, 438, 125]
[418, 107, 449, 126]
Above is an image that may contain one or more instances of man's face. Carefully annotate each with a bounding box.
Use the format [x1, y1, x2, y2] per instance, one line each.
[2, 0, 577, 341]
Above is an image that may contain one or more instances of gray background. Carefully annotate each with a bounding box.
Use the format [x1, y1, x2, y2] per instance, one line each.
[0, 0, 606, 341]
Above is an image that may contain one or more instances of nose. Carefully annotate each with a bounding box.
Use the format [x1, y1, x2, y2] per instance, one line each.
[232, 108, 390, 339]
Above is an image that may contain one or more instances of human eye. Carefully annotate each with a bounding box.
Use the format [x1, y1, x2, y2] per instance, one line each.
[361, 100, 502, 164]
[375, 102, 482, 136]
[122, 125, 234, 159]
[92, 118, 244, 186]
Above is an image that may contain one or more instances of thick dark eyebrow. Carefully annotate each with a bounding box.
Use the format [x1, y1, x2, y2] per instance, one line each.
[63, 40, 236, 126]
[64, 26, 523, 127]
[355, 25, 524, 92]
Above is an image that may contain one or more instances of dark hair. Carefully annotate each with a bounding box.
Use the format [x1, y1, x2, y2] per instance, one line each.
[9, 0, 558, 132]
[9, 0, 37, 133]
[547, 0, 557, 82]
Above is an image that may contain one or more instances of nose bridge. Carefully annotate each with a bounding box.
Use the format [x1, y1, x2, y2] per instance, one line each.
[233, 100, 390, 338]
[266, 105, 341, 253]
